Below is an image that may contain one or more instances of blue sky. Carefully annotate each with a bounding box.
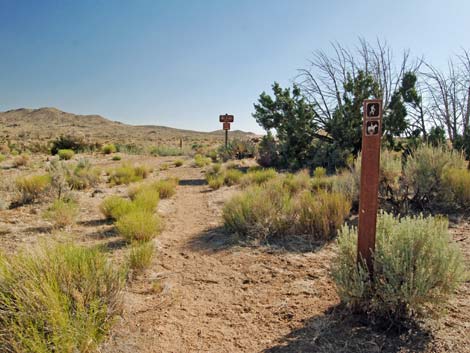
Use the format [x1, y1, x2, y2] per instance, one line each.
[1, 0, 469, 134]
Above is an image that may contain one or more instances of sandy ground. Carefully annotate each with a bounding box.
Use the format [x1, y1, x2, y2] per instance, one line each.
[0, 154, 469, 353]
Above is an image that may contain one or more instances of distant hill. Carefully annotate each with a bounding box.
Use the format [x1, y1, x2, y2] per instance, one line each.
[0, 107, 257, 147]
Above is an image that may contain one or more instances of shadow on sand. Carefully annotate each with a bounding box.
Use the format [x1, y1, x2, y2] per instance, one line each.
[263, 305, 432, 353]
[186, 226, 330, 254]
[178, 178, 207, 186]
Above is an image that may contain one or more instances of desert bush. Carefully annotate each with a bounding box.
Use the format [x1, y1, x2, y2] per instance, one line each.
[295, 190, 351, 240]
[0, 154, 6, 163]
[443, 168, 470, 209]
[57, 149, 75, 160]
[12, 154, 29, 168]
[132, 188, 160, 213]
[223, 180, 350, 242]
[0, 242, 125, 352]
[108, 163, 149, 185]
[15, 174, 51, 203]
[224, 169, 243, 186]
[210, 163, 222, 174]
[332, 170, 359, 205]
[112, 155, 122, 161]
[67, 159, 101, 190]
[116, 210, 161, 242]
[194, 154, 211, 167]
[207, 174, 225, 190]
[313, 167, 326, 178]
[218, 138, 256, 161]
[150, 178, 178, 199]
[240, 168, 277, 187]
[150, 145, 183, 157]
[128, 241, 154, 272]
[281, 170, 311, 194]
[100, 196, 136, 220]
[159, 163, 170, 171]
[174, 159, 184, 167]
[43, 199, 79, 229]
[223, 182, 294, 241]
[133, 165, 151, 179]
[332, 213, 465, 321]
[257, 132, 279, 168]
[102, 143, 117, 154]
[311, 176, 334, 191]
[404, 145, 466, 210]
[50, 134, 92, 155]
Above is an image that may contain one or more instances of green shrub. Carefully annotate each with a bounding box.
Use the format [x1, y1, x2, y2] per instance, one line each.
[159, 163, 169, 171]
[223, 182, 293, 241]
[58, 149, 75, 160]
[51, 134, 93, 155]
[332, 170, 359, 205]
[223, 180, 350, 242]
[311, 176, 334, 191]
[0, 154, 6, 163]
[332, 213, 465, 321]
[116, 210, 161, 242]
[0, 242, 125, 352]
[102, 143, 117, 154]
[151, 178, 178, 199]
[295, 190, 351, 240]
[313, 167, 326, 178]
[132, 188, 160, 213]
[240, 168, 277, 187]
[210, 163, 222, 174]
[257, 132, 279, 167]
[67, 159, 101, 190]
[281, 170, 311, 194]
[100, 196, 136, 220]
[207, 174, 225, 190]
[404, 145, 466, 210]
[174, 159, 184, 167]
[43, 199, 79, 229]
[128, 241, 154, 272]
[224, 169, 243, 186]
[15, 174, 51, 203]
[112, 155, 122, 161]
[218, 138, 256, 161]
[150, 145, 183, 157]
[108, 164, 149, 185]
[443, 168, 470, 209]
[194, 154, 211, 167]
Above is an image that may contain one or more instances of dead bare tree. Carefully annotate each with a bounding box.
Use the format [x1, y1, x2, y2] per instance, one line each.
[422, 49, 470, 143]
[297, 39, 422, 130]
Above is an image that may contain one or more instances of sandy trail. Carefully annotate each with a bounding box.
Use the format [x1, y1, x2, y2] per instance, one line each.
[102, 165, 470, 353]
[102, 166, 337, 353]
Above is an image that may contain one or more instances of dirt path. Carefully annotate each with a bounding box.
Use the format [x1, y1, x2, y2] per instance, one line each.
[101, 166, 337, 353]
[102, 165, 470, 353]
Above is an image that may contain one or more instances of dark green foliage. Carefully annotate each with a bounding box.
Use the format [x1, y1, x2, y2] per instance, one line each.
[257, 132, 279, 167]
[428, 126, 447, 147]
[218, 138, 256, 161]
[253, 83, 318, 170]
[51, 135, 94, 155]
[326, 71, 380, 155]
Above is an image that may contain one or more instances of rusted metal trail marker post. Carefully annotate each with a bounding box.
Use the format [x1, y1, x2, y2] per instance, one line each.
[357, 99, 383, 275]
[219, 114, 234, 148]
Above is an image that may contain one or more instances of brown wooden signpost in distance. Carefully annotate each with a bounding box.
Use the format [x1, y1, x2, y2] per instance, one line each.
[357, 99, 383, 275]
[219, 114, 234, 148]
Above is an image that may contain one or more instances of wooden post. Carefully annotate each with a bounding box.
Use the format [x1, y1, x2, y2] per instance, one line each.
[357, 99, 383, 275]
[225, 130, 228, 148]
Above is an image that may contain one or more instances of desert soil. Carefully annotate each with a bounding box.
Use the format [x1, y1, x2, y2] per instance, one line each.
[1, 155, 469, 353]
